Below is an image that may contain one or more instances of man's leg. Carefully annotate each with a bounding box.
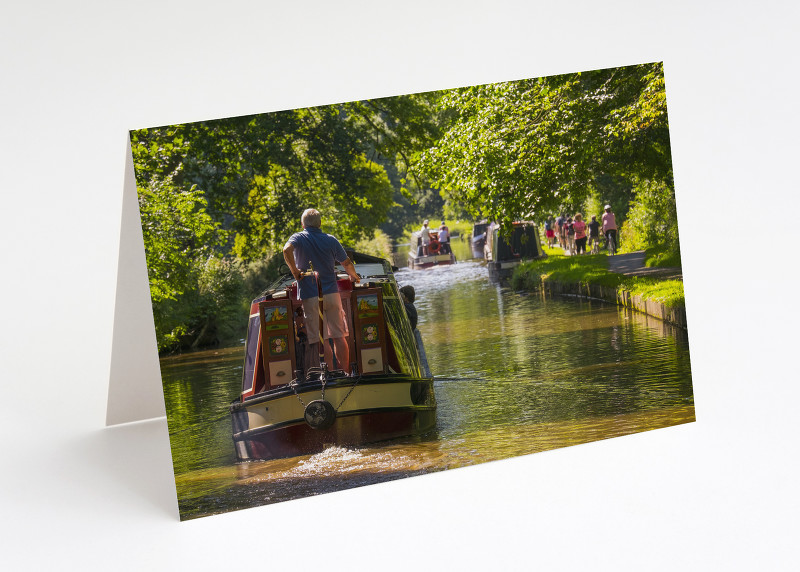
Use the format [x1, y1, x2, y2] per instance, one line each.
[302, 297, 322, 372]
[322, 293, 350, 372]
[328, 337, 350, 370]
[323, 338, 334, 369]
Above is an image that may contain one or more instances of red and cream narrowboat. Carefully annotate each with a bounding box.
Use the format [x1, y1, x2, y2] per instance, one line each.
[230, 251, 436, 461]
[407, 229, 457, 270]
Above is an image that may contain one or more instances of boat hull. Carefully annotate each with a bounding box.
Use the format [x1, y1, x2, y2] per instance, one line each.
[487, 259, 522, 280]
[407, 252, 457, 269]
[231, 374, 436, 461]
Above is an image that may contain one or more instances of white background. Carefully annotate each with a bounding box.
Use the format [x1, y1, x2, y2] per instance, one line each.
[2, 1, 798, 570]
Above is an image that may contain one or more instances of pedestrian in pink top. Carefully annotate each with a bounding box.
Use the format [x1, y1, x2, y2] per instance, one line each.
[573, 213, 587, 254]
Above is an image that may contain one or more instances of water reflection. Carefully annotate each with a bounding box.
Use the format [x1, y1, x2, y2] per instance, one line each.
[162, 259, 694, 519]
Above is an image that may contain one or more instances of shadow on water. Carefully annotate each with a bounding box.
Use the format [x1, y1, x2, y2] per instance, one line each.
[162, 259, 694, 519]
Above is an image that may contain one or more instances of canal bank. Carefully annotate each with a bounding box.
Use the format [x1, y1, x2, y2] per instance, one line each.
[536, 279, 687, 329]
[511, 250, 687, 329]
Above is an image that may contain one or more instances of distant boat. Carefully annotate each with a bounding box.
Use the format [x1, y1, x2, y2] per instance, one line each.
[470, 221, 489, 259]
[483, 221, 547, 280]
[407, 229, 457, 269]
[230, 251, 436, 461]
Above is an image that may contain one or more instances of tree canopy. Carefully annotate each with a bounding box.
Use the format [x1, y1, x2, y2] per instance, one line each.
[132, 62, 676, 351]
[414, 62, 672, 227]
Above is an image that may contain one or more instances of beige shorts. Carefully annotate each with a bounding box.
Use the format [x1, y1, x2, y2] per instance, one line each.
[302, 293, 348, 344]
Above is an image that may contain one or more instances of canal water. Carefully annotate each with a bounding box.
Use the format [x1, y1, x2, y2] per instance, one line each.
[161, 252, 694, 520]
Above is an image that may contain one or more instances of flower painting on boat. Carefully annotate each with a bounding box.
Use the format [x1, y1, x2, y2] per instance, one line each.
[362, 324, 379, 345]
[269, 335, 288, 356]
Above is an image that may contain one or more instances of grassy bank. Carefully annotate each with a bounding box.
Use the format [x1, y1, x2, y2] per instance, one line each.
[643, 245, 682, 268]
[511, 247, 685, 308]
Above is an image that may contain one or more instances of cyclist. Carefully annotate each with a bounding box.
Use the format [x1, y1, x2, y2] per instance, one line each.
[601, 205, 618, 254]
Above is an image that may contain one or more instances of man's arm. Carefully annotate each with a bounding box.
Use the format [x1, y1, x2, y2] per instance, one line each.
[283, 243, 301, 281]
[341, 257, 360, 283]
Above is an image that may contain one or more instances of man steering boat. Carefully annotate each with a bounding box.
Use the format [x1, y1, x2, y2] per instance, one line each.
[283, 208, 360, 373]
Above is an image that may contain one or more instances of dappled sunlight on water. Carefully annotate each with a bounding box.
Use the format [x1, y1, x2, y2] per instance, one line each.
[162, 259, 694, 519]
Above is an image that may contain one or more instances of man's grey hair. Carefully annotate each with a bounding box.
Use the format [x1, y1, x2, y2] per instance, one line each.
[301, 208, 322, 228]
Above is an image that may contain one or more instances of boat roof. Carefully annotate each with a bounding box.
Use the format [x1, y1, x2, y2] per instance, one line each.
[260, 250, 396, 295]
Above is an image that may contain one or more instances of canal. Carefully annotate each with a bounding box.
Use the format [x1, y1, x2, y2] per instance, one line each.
[160, 251, 694, 519]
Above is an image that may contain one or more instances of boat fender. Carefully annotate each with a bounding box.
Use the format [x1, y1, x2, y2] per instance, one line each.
[304, 400, 336, 430]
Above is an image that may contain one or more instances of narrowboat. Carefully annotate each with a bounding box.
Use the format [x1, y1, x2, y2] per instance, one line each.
[230, 251, 436, 462]
[470, 221, 489, 259]
[407, 229, 457, 269]
[484, 221, 547, 280]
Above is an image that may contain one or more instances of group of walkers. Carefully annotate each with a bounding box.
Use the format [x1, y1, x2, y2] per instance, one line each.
[544, 205, 618, 255]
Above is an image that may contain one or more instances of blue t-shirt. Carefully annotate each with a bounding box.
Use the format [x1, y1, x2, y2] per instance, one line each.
[286, 226, 349, 299]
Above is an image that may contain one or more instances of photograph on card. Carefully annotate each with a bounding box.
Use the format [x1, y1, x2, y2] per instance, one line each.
[132, 61, 694, 520]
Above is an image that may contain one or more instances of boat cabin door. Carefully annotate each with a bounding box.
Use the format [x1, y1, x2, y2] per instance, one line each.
[351, 288, 388, 375]
[258, 298, 297, 387]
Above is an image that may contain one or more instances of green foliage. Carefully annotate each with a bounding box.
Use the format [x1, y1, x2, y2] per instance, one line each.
[137, 173, 221, 304]
[581, 188, 606, 224]
[352, 229, 393, 260]
[644, 245, 682, 268]
[152, 256, 247, 353]
[511, 251, 614, 291]
[624, 277, 685, 308]
[197, 257, 245, 317]
[131, 94, 440, 350]
[131, 64, 680, 351]
[619, 179, 679, 253]
[414, 63, 673, 232]
[241, 254, 286, 299]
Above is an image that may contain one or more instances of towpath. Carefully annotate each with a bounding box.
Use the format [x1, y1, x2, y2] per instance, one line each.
[607, 250, 682, 280]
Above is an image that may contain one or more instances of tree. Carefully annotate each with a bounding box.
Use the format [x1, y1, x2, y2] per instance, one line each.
[130, 92, 440, 349]
[137, 171, 221, 304]
[137, 171, 228, 349]
[414, 63, 674, 230]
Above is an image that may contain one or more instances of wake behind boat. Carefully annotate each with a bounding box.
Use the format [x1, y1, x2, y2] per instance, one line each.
[230, 251, 436, 461]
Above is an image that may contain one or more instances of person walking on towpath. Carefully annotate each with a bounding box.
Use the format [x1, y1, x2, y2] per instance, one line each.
[587, 215, 600, 253]
[565, 217, 575, 255]
[573, 213, 587, 255]
[283, 208, 360, 373]
[544, 216, 555, 247]
[555, 213, 566, 250]
[420, 220, 431, 255]
[602, 204, 618, 254]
